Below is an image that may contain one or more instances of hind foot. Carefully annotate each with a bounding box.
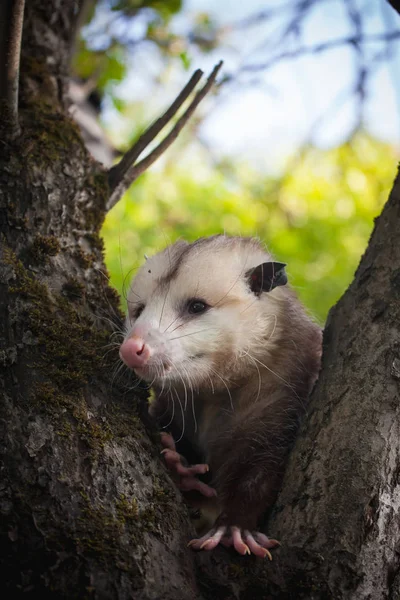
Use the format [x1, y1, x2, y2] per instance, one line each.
[188, 525, 280, 559]
[160, 433, 217, 498]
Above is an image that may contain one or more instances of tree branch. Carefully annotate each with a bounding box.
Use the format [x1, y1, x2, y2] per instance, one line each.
[108, 69, 203, 194]
[106, 61, 223, 211]
[0, 0, 25, 139]
[387, 1, 400, 18]
[242, 31, 400, 73]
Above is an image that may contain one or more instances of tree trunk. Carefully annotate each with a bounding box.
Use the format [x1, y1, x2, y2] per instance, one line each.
[0, 3, 203, 598]
[1, 2, 400, 599]
[268, 169, 400, 599]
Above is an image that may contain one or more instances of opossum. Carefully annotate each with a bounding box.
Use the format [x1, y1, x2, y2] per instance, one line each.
[119, 235, 321, 557]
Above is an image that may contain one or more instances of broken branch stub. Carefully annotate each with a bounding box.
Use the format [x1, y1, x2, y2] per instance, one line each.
[106, 61, 223, 211]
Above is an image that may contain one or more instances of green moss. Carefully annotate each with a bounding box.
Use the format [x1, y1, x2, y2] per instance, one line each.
[5, 246, 50, 304]
[31, 234, 61, 261]
[103, 401, 140, 439]
[77, 420, 113, 450]
[116, 495, 139, 523]
[62, 277, 85, 300]
[103, 284, 121, 308]
[33, 234, 60, 256]
[6, 212, 28, 231]
[91, 172, 109, 198]
[32, 382, 83, 418]
[83, 172, 109, 233]
[56, 420, 73, 438]
[33, 382, 58, 405]
[139, 504, 158, 532]
[4, 246, 153, 572]
[76, 503, 125, 558]
[5, 249, 118, 405]
[0, 100, 15, 137]
[74, 493, 144, 577]
[5, 246, 116, 442]
[21, 56, 54, 98]
[80, 490, 90, 503]
[26, 295, 111, 391]
[228, 564, 246, 579]
[85, 232, 105, 252]
[74, 247, 95, 269]
[19, 101, 86, 169]
[151, 480, 175, 504]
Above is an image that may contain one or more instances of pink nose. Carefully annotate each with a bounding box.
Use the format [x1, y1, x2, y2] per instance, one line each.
[119, 337, 151, 369]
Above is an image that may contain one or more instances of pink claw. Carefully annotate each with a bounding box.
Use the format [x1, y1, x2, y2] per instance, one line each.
[244, 531, 272, 559]
[188, 526, 227, 551]
[188, 525, 280, 559]
[232, 526, 251, 555]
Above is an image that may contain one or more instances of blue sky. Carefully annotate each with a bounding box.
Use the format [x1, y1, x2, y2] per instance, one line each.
[103, 0, 400, 171]
[179, 0, 400, 165]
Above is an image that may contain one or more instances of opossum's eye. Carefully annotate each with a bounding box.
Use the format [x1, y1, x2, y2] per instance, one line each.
[246, 262, 287, 295]
[131, 303, 145, 319]
[187, 299, 208, 315]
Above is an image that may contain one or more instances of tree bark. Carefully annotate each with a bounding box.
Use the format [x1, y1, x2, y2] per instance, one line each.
[1, 1, 400, 599]
[267, 169, 400, 599]
[0, 2, 203, 598]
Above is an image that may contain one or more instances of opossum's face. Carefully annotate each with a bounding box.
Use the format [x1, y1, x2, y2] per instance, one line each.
[119, 237, 287, 391]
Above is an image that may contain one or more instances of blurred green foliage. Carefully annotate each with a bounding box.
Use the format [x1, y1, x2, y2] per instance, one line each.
[72, 0, 218, 97]
[72, 0, 181, 94]
[101, 133, 396, 324]
[74, 3, 398, 325]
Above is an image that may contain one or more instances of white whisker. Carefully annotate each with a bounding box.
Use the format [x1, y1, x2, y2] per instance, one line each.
[177, 367, 188, 411]
[247, 353, 300, 399]
[209, 366, 234, 412]
[163, 311, 182, 334]
[207, 373, 215, 395]
[174, 389, 185, 444]
[191, 383, 197, 433]
[163, 391, 176, 429]
[246, 354, 262, 403]
[168, 328, 214, 341]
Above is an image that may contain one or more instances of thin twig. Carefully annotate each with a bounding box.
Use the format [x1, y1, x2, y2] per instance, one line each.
[108, 69, 203, 198]
[106, 61, 223, 211]
[108, 68, 203, 193]
[0, 0, 25, 139]
[242, 31, 400, 73]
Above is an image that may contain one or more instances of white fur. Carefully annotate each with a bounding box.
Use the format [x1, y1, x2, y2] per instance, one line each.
[123, 236, 285, 391]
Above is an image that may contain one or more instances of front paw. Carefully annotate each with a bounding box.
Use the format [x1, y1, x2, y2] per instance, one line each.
[160, 433, 217, 498]
[188, 525, 280, 559]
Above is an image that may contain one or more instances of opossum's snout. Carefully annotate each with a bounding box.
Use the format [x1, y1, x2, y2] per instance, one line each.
[119, 336, 151, 369]
[119, 327, 174, 382]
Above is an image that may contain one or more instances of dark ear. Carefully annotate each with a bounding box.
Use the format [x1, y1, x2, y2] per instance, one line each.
[246, 262, 287, 295]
